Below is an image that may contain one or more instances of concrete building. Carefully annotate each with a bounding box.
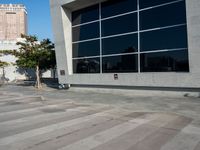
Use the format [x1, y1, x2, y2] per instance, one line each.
[0, 4, 28, 82]
[50, 0, 200, 88]
[0, 4, 27, 40]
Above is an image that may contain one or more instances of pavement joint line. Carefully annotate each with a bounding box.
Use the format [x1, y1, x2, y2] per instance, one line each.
[0, 107, 118, 146]
[0, 96, 100, 108]
[0, 110, 148, 149]
[57, 113, 162, 150]
[181, 125, 200, 135]
[0, 102, 108, 117]
[0, 102, 45, 113]
[0, 96, 44, 102]
[0, 101, 44, 107]
[1, 111, 147, 150]
[160, 130, 200, 150]
[0, 96, 18, 101]
[89, 114, 181, 150]
[0, 96, 41, 102]
[0, 104, 109, 120]
[0, 92, 23, 97]
[0, 106, 82, 126]
[0, 105, 110, 127]
[0, 101, 79, 117]
[0, 92, 19, 96]
[0, 101, 52, 111]
[0, 106, 112, 139]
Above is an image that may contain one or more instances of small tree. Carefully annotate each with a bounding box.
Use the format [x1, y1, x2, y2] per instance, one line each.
[1, 34, 56, 89]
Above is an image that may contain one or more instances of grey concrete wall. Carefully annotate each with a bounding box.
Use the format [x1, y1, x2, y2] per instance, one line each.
[0, 41, 26, 81]
[50, 0, 200, 88]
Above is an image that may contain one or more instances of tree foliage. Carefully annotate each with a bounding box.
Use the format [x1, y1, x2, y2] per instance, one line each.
[0, 34, 56, 89]
[0, 61, 9, 68]
[0, 53, 9, 68]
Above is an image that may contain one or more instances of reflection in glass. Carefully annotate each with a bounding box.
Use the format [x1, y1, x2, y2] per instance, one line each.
[140, 26, 188, 51]
[101, 0, 137, 18]
[73, 57, 100, 73]
[73, 40, 100, 58]
[72, 4, 99, 26]
[102, 34, 138, 55]
[72, 22, 99, 42]
[71, 0, 189, 74]
[140, 0, 178, 9]
[140, 1, 186, 30]
[140, 50, 189, 72]
[101, 13, 137, 37]
[103, 54, 138, 73]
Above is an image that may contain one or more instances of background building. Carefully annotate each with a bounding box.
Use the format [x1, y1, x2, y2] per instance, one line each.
[0, 4, 27, 40]
[50, 0, 200, 88]
[0, 4, 28, 82]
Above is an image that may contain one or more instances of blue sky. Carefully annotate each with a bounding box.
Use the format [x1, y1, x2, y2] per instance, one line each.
[0, 0, 53, 41]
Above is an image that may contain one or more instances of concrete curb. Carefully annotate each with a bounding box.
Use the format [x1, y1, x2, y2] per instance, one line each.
[68, 87, 200, 98]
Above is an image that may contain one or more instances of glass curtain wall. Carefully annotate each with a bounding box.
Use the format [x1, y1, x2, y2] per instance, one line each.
[72, 0, 189, 73]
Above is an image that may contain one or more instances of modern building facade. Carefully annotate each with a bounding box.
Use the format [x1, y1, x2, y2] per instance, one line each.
[0, 4, 27, 40]
[50, 0, 200, 88]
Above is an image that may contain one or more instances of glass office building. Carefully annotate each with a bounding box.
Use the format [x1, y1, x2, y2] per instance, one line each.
[50, 0, 200, 88]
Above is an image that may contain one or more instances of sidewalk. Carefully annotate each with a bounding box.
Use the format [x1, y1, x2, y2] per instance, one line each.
[0, 84, 200, 150]
[1, 84, 200, 121]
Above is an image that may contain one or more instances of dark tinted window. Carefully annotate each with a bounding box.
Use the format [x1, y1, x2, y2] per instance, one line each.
[102, 34, 138, 55]
[101, 13, 137, 37]
[101, 0, 137, 18]
[140, 50, 189, 72]
[72, 4, 99, 26]
[73, 57, 100, 73]
[103, 54, 138, 73]
[140, 0, 178, 9]
[73, 40, 100, 58]
[140, 26, 188, 51]
[72, 22, 100, 42]
[140, 1, 187, 30]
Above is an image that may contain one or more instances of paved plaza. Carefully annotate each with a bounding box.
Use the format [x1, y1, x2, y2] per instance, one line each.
[0, 85, 200, 150]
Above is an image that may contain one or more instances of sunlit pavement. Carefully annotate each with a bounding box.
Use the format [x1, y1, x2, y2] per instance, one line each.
[0, 85, 200, 150]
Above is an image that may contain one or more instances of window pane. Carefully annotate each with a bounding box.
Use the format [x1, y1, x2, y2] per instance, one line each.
[72, 4, 99, 26]
[140, 1, 187, 30]
[72, 22, 99, 42]
[73, 57, 100, 73]
[101, 0, 137, 18]
[103, 54, 138, 73]
[102, 34, 138, 55]
[140, 50, 189, 72]
[73, 40, 100, 58]
[140, 26, 188, 52]
[102, 13, 137, 37]
[140, 0, 178, 9]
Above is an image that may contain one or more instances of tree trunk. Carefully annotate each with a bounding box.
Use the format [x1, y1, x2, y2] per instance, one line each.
[53, 68, 56, 80]
[2, 67, 5, 84]
[35, 65, 42, 89]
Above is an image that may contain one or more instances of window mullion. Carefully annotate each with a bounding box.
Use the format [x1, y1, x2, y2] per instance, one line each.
[99, 3, 102, 74]
[137, 0, 141, 73]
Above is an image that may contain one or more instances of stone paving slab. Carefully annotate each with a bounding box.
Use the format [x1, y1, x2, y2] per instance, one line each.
[0, 88, 200, 150]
